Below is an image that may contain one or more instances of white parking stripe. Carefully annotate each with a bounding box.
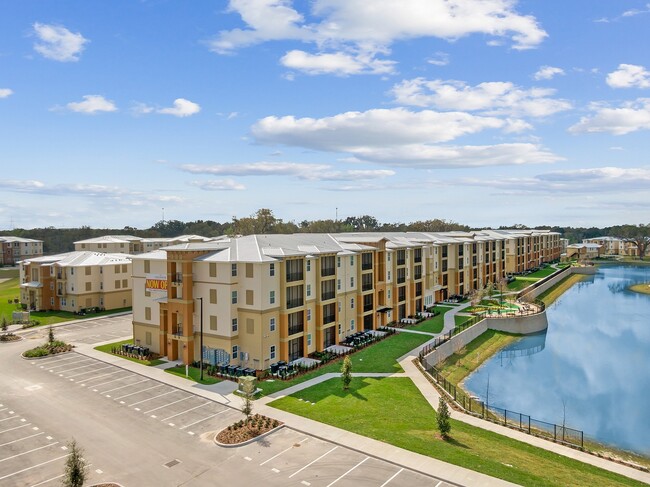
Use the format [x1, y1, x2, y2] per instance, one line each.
[56, 363, 96, 374]
[128, 390, 175, 407]
[80, 370, 124, 384]
[0, 416, 19, 423]
[100, 378, 149, 395]
[379, 468, 404, 487]
[326, 457, 369, 487]
[66, 365, 112, 379]
[89, 374, 134, 389]
[434, 481, 443, 487]
[179, 409, 227, 430]
[48, 359, 91, 371]
[143, 396, 191, 415]
[112, 384, 163, 401]
[0, 453, 70, 482]
[0, 432, 44, 447]
[260, 437, 309, 465]
[160, 402, 209, 422]
[0, 423, 31, 434]
[288, 446, 338, 478]
[37, 356, 78, 366]
[0, 442, 59, 463]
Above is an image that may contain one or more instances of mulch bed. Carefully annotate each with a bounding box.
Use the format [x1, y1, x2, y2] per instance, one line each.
[216, 414, 281, 445]
[0, 333, 21, 342]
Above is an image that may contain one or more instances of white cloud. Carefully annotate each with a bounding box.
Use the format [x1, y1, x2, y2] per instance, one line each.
[190, 179, 246, 191]
[181, 161, 395, 181]
[622, 3, 650, 17]
[534, 66, 565, 80]
[65, 95, 117, 114]
[211, 0, 547, 76]
[427, 51, 449, 66]
[351, 143, 562, 168]
[606, 64, 650, 89]
[130, 102, 155, 116]
[32, 23, 88, 62]
[252, 107, 507, 151]
[158, 98, 201, 117]
[569, 98, 650, 135]
[0, 88, 13, 98]
[280, 50, 395, 75]
[390, 78, 572, 117]
[458, 167, 650, 194]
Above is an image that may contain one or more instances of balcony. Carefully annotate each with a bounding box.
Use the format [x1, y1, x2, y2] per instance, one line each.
[397, 275, 406, 284]
[362, 282, 373, 292]
[288, 324, 304, 335]
[363, 303, 373, 313]
[286, 272, 304, 282]
[286, 298, 304, 309]
[397, 258, 405, 266]
[321, 291, 335, 301]
[323, 314, 335, 325]
[321, 267, 335, 277]
[362, 261, 373, 271]
[171, 272, 182, 285]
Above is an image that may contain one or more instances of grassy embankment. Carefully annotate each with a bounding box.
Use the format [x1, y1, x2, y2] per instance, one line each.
[270, 377, 645, 487]
[629, 283, 650, 295]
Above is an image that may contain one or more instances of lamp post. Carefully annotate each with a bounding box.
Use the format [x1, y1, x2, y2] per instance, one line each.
[197, 297, 204, 381]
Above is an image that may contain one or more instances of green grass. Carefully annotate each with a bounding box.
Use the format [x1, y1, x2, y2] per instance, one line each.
[0, 268, 19, 278]
[454, 314, 474, 327]
[629, 283, 650, 295]
[270, 378, 644, 487]
[527, 267, 559, 279]
[26, 307, 133, 327]
[258, 331, 432, 396]
[537, 274, 587, 306]
[165, 366, 221, 385]
[408, 306, 449, 333]
[0, 277, 21, 322]
[94, 339, 165, 366]
[506, 277, 535, 291]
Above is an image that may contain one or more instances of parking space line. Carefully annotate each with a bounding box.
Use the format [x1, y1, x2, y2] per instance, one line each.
[0, 453, 70, 482]
[379, 467, 404, 487]
[0, 432, 43, 447]
[48, 360, 91, 371]
[160, 402, 210, 422]
[128, 390, 175, 407]
[288, 446, 338, 478]
[100, 378, 149, 395]
[29, 463, 92, 487]
[79, 370, 124, 384]
[143, 396, 191, 415]
[0, 442, 59, 463]
[179, 409, 228, 430]
[112, 384, 163, 401]
[0, 423, 31, 434]
[260, 437, 309, 466]
[66, 365, 112, 379]
[326, 457, 369, 487]
[56, 362, 96, 374]
[434, 481, 443, 487]
[37, 356, 78, 366]
[0, 416, 19, 423]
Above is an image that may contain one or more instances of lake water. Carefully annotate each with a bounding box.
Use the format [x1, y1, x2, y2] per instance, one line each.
[464, 265, 650, 455]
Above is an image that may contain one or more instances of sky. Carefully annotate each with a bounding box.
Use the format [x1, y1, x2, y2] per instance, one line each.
[1, 0, 650, 230]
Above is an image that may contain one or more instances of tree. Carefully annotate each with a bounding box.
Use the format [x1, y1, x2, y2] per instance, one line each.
[48, 326, 55, 345]
[240, 377, 255, 420]
[437, 397, 451, 439]
[62, 439, 86, 487]
[616, 224, 650, 260]
[1, 317, 7, 333]
[341, 355, 352, 390]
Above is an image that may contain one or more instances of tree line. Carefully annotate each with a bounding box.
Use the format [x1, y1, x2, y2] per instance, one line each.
[2, 208, 648, 256]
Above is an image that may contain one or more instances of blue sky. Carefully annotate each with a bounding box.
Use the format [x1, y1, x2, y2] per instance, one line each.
[1, 1, 649, 230]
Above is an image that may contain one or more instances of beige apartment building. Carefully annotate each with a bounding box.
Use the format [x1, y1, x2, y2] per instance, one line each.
[74, 234, 212, 254]
[19, 251, 133, 312]
[131, 229, 561, 370]
[582, 236, 644, 257]
[0, 236, 43, 266]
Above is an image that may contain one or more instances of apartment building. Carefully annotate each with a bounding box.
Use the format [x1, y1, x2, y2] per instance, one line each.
[566, 243, 603, 260]
[19, 251, 132, 312]
[74, 234, 213, 254]
[582, 236, 643, 257]
[0, 236, 43, 266]
[131, 229, 561, 369]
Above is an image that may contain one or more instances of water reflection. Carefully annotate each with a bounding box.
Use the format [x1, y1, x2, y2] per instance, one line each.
[464, 265, 650, 455]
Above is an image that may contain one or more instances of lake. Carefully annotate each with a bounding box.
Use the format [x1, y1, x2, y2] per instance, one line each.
[464, 265, 650, 455]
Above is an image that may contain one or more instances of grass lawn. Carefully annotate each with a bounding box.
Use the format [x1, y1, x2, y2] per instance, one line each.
[454, 314, 474, 327]
[94, 339, 165, 366]
[270, 378, 644, 487]
[26, 307, 133, 327]
[0, 277, 21, 322]
[165, 365, 221, 385]
[537, 274, 587, 306]
[629, 283, 650, 295]
[258, 331, 431, 396]
[506, 277, 536, 292]
[527, 267, 559, 279]
[408, 306, 450, 333]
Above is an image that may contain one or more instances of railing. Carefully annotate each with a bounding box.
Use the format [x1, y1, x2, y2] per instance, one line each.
[286, 272, 303, 282]
[323, 314, 335, 324]
[397, 259, 406, 266]
[286, 298, 304, 309]
[172, 272, 182, 283]
[362, 282, 373, 292]
[418, 314, 484, 359]
[422, 364, 584, 449]
[321, 291, 335, 301]
[288, 324, 304, 335]
[516, 265, 570, 300]
[321, 267, 335, 277]
[362, 262, 373, 270]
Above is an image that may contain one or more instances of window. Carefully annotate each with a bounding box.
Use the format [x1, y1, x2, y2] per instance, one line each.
[144, 260, 150, 273]
[231, 291, 238, 304]
[350, 277, 354, 288]
[210, 288, 217, 304]
[100, 282, 104, 290]
[306, 260, 311, 272]
[337, 256, 341, 267]
[387, 289, 391, 300]
[350, 298, 355, 309]
[307, 308, 311, 321]
[350, 255, 354, 266]
[270, 263, 275, 276]
[350, 319, 355, 330]
[85, 267, 91, 276]
[100, 266, 103, 274]
[50, 297, 54, 306]
[270, 318, 276, 332]
[307, 333, 312, 346]
[145, 307, 151, 320]
[337, 279, 341, 290]
[232, 318, 238, 332]
[145, 332, 152, 345]
[85, 282, 91, 291]
[232, 345, 238, 359]
[246, 290, 254, 305]
[338, 322, 342, 334]
[122, 264, 127, 273]
[71, 299, 75, 308]
[122, 279, 128, 288]
[270, 345, 276, 360]
[70, 268, 74, 275]
[306, 284, 311, 297]
[246, 263, 254, 278]
[338, 301, 342, 312]
[269, 290, 275, 304]
[210, 316, 218, 331]
[61, 298, 66, 306]
[115, 280, 120, 289]
[99, 297, 103, 306]
[231, 263, 237, 277]
[209, 263, 217, 277]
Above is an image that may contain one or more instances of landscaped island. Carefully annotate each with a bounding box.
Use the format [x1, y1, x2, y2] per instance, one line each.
[629, 283, 650, 295]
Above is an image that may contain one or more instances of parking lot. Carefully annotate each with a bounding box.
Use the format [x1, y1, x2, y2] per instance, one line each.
[28, 352, 453, 486]
[0, 402, 107, 486]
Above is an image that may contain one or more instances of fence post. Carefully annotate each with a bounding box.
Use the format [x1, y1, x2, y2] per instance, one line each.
[528, 416, 531, 434]
[581, 431, 583, 449]
[482, 401, 485, 418]
[504, 409, 507, 426]
[453, 385, 456, 401]
[554, 424, 557, 441]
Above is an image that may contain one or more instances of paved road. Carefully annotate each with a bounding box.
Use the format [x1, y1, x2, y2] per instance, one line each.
[1, 316, 455, 487]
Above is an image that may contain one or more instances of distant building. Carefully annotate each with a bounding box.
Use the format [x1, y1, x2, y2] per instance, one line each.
[131, 229, 561, 367]
[566, 243, 603, 260]
[19, 251, 132, 312]
[74, 234, 213, 254]
[582, 236, 643, 257]
[0, 236, 43, 266]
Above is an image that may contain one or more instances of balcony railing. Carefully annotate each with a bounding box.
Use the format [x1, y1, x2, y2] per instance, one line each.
[321, 267, 335, 277]
[363, 304, 373, 313]
[397, 276, 406, 284]
[286, 272, 304, 282]
[172, 272, 182, 284]
[397, 259, 406, 266]
[362, 262, 373, 271]
[288, 324, 304, 335]
[286, 298, 304, 309]
[362, 282, 373, 292]
[321, 291, 335, 301]
[323, 314, 335, 325]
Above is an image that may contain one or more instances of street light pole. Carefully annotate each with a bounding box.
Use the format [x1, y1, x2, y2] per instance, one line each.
[197, 297, 204, 381]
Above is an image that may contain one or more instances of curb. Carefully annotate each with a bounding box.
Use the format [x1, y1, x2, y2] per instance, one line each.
[214, 423, 285, 448]
[20, 348, 73, 360]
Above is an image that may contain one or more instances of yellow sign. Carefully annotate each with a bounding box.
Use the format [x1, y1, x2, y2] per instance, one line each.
[145, 274, 167, 293]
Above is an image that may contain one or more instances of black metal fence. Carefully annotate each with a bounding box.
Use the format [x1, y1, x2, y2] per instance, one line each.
[418, 314, 484, 360]
[424, 364, 584, 449]
[517, 265, 571, 300]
